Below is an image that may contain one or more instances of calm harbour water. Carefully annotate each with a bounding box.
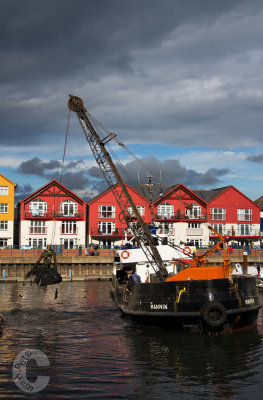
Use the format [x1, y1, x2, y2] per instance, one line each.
[0, 281, 263, 400]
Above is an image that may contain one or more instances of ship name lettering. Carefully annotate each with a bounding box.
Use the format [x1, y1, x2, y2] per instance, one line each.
[245, 298, 255, 305]
[150, 304, 168, 310]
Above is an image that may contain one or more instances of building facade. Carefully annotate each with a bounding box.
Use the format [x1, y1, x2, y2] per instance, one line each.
[88, 184, 152, 248]
[18, 179, 87, 249]
[88, 183, 261, 249]
[153, 184, 209, 248]
[0, 174, 16, 248]
[196, 186, 261, 247]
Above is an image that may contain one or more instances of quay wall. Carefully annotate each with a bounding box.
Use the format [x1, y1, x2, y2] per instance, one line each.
[0, 250, 262, 281]
[0, 255, 115, 281]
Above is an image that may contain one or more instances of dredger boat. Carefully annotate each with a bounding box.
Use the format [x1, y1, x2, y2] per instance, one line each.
[68, 94, 261, 334]
[111, 229, 261, 334]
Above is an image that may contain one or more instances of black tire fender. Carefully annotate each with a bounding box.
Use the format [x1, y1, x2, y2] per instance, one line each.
[201, 301, 227, 328]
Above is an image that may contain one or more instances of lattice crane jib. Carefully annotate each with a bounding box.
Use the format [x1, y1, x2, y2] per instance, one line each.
[68, 95, 168, 280]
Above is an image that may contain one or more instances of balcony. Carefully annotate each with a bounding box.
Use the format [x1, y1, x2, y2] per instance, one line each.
[186, 228, 203, 236]
[90, 228, 133, 237]
[23, 210, 84, 219]
[209, 229, 261, 238]
[154, 213, 207, 221]
[29, 227, 47, 235]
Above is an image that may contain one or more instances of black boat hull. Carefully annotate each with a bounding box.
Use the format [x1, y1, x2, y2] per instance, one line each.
[111, 275, 262, 334]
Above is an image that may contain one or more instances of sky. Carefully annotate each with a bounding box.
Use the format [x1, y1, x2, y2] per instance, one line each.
[1, 0, 263, 204]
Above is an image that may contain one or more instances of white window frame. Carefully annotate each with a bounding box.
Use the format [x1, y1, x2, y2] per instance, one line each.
[211, 223, 225, 234]
[210, 208, 226, 221]
[186, 238, 202, 247]
[0, 221, 8, 230]
[98, 221, 115, 235]
[188, 222, 201, 229]
[60, 200, 78, 216]
[158, 222, 173, 234]
[0, 186, 8, 196]
[128, 206, 145, 216]
[237, 209, 252, 221]
[0, 238, 8, 248]
[158, 203, 174, 218]
[60, 238, 78, 249]
[29, 199, 47, 216]
[30, 220, 46, 234]
[98, 205, 116, 218]
[61, 221, 77, 234]
[0, 203, 8, 213]
[186, 205, 201, 219]
[238, 224, 251, 236]
[29, 238, 47, 249]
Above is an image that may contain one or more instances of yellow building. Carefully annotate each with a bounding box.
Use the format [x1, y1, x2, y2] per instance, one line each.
[0, 174, 16, 247]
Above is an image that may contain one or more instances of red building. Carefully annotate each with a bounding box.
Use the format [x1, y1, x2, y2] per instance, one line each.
[195, 186, 261, 246]
[88, 183, 153, 248]
[152, 183, 208, 247]
[18, 179, 87, 249]
[88, 182, 261, 249]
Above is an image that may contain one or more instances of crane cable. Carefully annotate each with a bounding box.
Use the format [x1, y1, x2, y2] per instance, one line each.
[50, 109, 71, 246]
[86, 109, 160, 186]
[86, 110, 158, 204]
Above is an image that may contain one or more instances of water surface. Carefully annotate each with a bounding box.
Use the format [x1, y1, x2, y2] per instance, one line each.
[0, 281, 263, 399]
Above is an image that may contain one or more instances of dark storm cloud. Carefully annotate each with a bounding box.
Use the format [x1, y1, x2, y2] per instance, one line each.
[246, 154, 263, 163]
[185, 168, 230, 187]
[87, 166, 104, 179]
[17, 157, 61, 176]
[16, 155, 230, 201]
[16, 157, 92, 190]
[65, 160, 85, 170]
[15, 183, 34, 203]
[1, 0, 263, 149]
[87, 156, 230, 189]
[1, 0, 243, 86]
[57, 171, 91, 191]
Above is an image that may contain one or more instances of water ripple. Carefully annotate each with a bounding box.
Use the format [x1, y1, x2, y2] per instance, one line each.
[0, 282, 263, 399]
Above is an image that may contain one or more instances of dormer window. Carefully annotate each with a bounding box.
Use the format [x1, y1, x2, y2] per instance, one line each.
[60, 199, 78, 216]
[29, 199, 47, 216]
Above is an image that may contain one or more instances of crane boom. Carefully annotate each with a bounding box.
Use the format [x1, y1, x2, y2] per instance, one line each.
[68, 95, 168, 280]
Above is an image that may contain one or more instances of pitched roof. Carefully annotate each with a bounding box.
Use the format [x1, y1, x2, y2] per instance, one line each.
[88, 183, 172, 204]
[193, 186, 231, 202]
[130, 184, 171, 202]
[153, 183, 207, 207]
[20, 179, 86, 205]
[0, 173, 16, 187]
[255, 196, 263, 209]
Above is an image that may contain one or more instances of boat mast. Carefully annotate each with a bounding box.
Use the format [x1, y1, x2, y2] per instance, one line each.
[68, 95, 168, 280]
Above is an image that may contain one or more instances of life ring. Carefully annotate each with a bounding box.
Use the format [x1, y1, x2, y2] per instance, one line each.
[201, 301, 227, 328]
[121, 250, 130, 259]
[183, 246, 191, 255]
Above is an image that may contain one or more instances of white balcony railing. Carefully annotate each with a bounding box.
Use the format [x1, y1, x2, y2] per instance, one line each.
[29, 227, 47, 234]
[210, 229, 261, 237]
[186, 228, 203, 236]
